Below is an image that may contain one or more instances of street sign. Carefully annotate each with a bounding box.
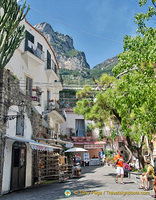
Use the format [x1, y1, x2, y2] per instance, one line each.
[65, 143, 73, 148]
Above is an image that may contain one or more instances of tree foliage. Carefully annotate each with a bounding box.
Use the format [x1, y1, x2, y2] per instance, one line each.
[74, 0, 156, 151]
[0, 0, 29, 69]
[135, 0, 156, 34]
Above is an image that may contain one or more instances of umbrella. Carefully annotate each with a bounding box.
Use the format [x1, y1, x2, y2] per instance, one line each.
[65, 147, 88, 153]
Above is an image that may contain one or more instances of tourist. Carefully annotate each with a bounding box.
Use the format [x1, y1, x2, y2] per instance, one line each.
[139, 159, 154, 190]
[124, 161, 131, 177]
[115, 149, 124, 184]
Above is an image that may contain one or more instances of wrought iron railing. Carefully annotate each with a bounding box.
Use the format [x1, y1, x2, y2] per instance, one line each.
[25, 39, 44, 61]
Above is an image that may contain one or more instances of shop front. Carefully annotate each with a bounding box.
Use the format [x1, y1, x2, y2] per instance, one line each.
[1, 135, 54, 194]
[73, 140, 106, 166]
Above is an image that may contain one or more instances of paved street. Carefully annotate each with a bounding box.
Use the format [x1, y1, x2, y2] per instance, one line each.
[0, 165, 155, 200]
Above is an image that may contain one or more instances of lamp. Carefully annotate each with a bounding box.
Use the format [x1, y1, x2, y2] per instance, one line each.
[3, 101, 26, 122]
[18, 101, 26, 114]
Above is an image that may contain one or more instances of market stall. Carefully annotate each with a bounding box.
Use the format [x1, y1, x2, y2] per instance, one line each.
[65, 147, 88, 177]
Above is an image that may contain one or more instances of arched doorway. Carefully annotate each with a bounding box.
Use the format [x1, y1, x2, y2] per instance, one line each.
[11, 142, 26, 191]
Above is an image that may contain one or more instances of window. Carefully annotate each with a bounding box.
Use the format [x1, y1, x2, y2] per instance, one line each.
[26, 31, 34, 43]
[26, 76, 33, 97]
[16, 115, 24, 136]
[75, 119, 85, 137]
[37, 42, 43, 51]
[36, 42, 44, 60]
[47, 50, 51, 69]
[35, 87, 41, 103]
[25, 31, 34, 52]
[54, 63, 57, 75]
[47, 90, 50, 110]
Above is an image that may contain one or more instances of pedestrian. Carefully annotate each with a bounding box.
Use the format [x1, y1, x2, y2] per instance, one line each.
[124, 161, 131, 177]
[115, 149, 124, 184]
[139, 159, 155, 190]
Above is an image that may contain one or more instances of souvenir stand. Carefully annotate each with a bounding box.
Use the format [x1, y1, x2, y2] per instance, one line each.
[37, 152, 60, 181]
[65, 147, 88, 178]
[59, 155, 68, 182]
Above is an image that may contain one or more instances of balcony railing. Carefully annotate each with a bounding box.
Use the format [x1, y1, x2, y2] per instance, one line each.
[48, 100, 60, 111]
[70, 129, 85, 137]
[71, 136, 92, 142]
[25, 40, 44, 61]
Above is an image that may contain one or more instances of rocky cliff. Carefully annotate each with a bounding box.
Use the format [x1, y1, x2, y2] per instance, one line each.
[91, 56, 118, 78]
[34, 22, 90, 70]
[34, 22, 118, 85]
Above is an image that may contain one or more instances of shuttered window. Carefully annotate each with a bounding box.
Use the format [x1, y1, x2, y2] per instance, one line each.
[47, 50, 51, 69]
[25, 31, 34, 43]
[47, 90, 50, 110]
[37, 42, 43, 51]
[26, 76, 33, 97]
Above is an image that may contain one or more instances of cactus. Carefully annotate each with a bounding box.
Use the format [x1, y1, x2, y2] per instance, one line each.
[0, 0, 30, 69]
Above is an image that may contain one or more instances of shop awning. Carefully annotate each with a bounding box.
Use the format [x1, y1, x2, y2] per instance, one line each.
[3, 135, 53, 152]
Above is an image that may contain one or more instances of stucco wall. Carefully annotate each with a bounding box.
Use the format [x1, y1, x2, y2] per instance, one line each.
[0, 69, 48, 194]
[1, 140, 13, 194]
[2, 141, 32, 194]
[60, 112, 84, 135]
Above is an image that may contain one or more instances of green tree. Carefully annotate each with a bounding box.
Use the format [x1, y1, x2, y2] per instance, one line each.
[135, 0, 156, 34]
[112, 0, 156, 165]
[74, 0, 156, 168]
[0, 0, 29, 69]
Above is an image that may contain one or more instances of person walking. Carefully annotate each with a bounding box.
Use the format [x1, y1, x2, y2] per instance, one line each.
[115, 149, 124, 184]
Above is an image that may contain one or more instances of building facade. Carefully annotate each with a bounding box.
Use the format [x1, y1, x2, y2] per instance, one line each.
[0, 19, 65, 194]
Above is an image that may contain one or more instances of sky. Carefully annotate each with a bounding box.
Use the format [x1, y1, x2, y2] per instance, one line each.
[20, 0, 153, 68]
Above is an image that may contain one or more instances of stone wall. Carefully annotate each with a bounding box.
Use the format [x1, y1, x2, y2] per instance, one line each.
[0, 69, 48, 193]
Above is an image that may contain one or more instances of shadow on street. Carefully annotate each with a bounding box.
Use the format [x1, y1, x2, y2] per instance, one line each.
[0, 165, 105, 200]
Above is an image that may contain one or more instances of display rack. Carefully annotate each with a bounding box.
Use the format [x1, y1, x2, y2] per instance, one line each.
[38, 152, 60, 180]
[32, 152, 74, 183]
[67, 164, 73, 178]
[59, 156, 67, 182]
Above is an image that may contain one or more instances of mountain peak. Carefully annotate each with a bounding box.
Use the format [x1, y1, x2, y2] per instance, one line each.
[34, 22, 54, 34]
[34, 22, 90, 70]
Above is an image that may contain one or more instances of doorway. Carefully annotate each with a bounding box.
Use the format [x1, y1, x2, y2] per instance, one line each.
[11, 141, 26, 191]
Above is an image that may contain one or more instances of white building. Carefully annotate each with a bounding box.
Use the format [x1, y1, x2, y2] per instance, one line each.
[1, 19, 65, 194]
[6, 19, 65, 136]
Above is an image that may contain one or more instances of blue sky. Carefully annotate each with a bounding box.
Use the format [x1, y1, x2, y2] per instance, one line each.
[22, 0, 153, 68]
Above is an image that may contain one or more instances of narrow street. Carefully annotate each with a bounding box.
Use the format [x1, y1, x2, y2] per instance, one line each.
[0, 165, 155, 200]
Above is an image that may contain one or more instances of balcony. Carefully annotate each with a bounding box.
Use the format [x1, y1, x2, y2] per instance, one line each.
[23, 40, 44, 66]
[48, 100, 60, 111]
[47, 110, 65, 124]
[45, 68, 58, 81]
[30, 87, 42, 106]
[42, 101, 65, 124]
[53, 80, 62, 91]
[45, 60, 59, 80]
[71, 136, 92, 142]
